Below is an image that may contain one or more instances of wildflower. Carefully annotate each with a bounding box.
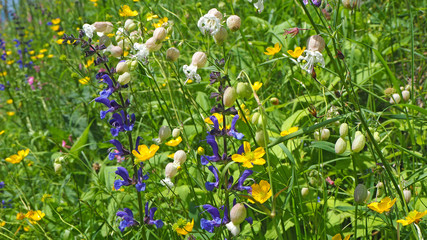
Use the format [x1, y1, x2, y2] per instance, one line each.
[248, 0, 265, 13]
[280, 126, 299, 136]
[79, 76, 90, 85]
[173, 150, 187, 167]
[397, 210, 427, 226]
[264, 43, 281, 56]
[201, 134, 221, 165]
[0, 221, 5, 227]
[229, 170, 253, 193]
[226, 203, 247, 236]
[250, 180, 272, 204]
[332, 233, 351, 240]
[155, 126, 172, 143]
[287, 47, 306, 58]
[146, 13, 159, 21]
[303, 0, 322, 7]
[50, 25, 60, 31]
[152, 17, 168, 28]
[227, 15, 241, 32]
[119, 5, 138, 17]
[208, 115, 244, 140]
[82, 24, 96, 38]
[133, 42, 149, 62]
[0, 181, 4, 189]
[116, 208, 138, 232]
[297, 35, 326, 74]
[205, 165, 220, 191]
[232, 142, 265, 168]
[252, 81, 262, 91]
[197, 146, 205, 155]
[144, 202, 164, 228]
[197, 13, 221, 36]
[109, 110, 135, 136]
[133, 144, 159, 163]
[5, 149, 30, 164]
[165, 136, 182, 147]
[367, 197, 396, 213]
[51, 18, 60, 24]
[25, 210, 45, 222]
[166, 47, 180, 62]
[200, 204, 228, 232]
[0, 130, 4, 135]
[161, 163, 177, 188]
[6, 112, 15, 116]
[335, 138, 347, 154]
[17, 213, 26, 220]
[174, 219, 194, 235]
[6, 99, 13, 104]
[114, 167, 132, 190]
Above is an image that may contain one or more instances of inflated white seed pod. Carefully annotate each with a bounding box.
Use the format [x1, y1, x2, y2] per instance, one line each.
[145, 37, 162, 52]
[227, 15, 241, 32]
[223, 87, 237, 107]
[93, 22, 114, 33]
[173, 150, 187, 166]
[110, 46, 123, 58]
[352, 134, 366, 153]
[402, 90, 410, 101]
[255, 130, 267, 147]
[307, 35, 325, 52]
[403, 189, 411, 203]
[116, 61, 129, 74]
[339, 123, 348, 138]
[158, 126, 171, 142]
[118, 72, 131, 85]
[153, 27, 167, 42]
[314, 131, 320, 141]
[191, 52, 207, 68]
[301, 187, 309, 197]
[335, 137, 347, 154]
[166, 47, 180, 62]
[172, 128, 181, 138]
[54, 163, 62, 174]
[374, 132, 381, 142]
[354, 184, 368, 204]
[390, 93, 401, 104]
[321, 128, 330, 141]
[213, 26, 228, 45]
[124, 19, 136, 31]
[165, 162, 178, 178]
[208, 8, 223, 20]
[230, 203, 247, 225]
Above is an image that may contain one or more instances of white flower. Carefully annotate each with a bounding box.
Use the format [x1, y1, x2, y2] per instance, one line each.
[133, 43, 149, 62]
[183, 64, 201, 83]
[197, 14, 221, 36]
[160, 177, 174, 188]
[225, 222, 241, 236]
[248, 0, 265, 13]
[297, 50, 325, 74]
[83, 24, 96, 38]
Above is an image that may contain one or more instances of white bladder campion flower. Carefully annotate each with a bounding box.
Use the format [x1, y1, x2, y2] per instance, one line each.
[197, 13, 221, 36]
[248, 0, 265, 13]
[83, 24, 96, 38]
[183, 64, 201, 83]
[133, 43, 149, 63]
[297, 35, 326, 74]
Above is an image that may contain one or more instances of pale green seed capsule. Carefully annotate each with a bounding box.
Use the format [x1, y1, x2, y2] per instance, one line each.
[352, 134, 366, 153]
[335, 137, 347, 154]
[339, 123, 348, 137]
[354, 184, 368, 204]
[223, 87, 237, 107]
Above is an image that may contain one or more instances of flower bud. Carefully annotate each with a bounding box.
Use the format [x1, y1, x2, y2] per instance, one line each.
[99, 35, 111, 47]
[270, 97, 279, 105]
[124, 19, 136, 31]
[93, 22, 113, 33]
[173, 150, 187, 166]
[118, 72, 131, 85]
[403, 189, 411, 203]
[213, 26, 228, 45]
[166, 47, 180, 62]
[165, 162, 178, 178]
[172, 128, 181, 138]
[116, 61, 128, 74]
[376, 182, 384, 198]
[402, 90, 410, 101]
[153, 27, 167, 42]
[354, 184, 368, 204]
[145, 37, 162, 52]
[251, 112, 261, 125]
[110, 46, 123, 58]
[128, 60, 138, 70]
[335, 137, 347, 154]
[197, 146, 205, 155]
[208, 8, 223, 20]
[352, 134, 366, 153]
[191, 52, 207, 68]
[390, 93, 401, 104]
[54, 163, 62, 174]
[307, 35, 325, 52]
[227, 15, 241, 32]
[339, 123, 348, 137]
[366, 190, 371, 202]
[373, 132, 380, 142]
[236, 82, 252, 98]
[230, 203, 247, 225]
[255, 130, 267, 147]
[314, 131, 320, 141]
[321, 128, 330, 141]
[223, 87, 237, 107]
[159, 126, 171, 142]
[301, 187, 309, 197]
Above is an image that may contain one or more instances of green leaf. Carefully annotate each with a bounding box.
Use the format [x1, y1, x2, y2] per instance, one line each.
[69, 119, 94, 157]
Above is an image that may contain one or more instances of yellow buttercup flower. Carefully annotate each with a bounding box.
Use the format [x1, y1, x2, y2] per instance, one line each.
[57, 31, 65, 36]
[25, 210, 45, 221]
[197, 146, 205, 155]
[287, 46, 306, 58]
[367, 197, 396, 214]
[39, 49, 48, 53]
[7, 111, 15, 116]
[24, 226, 30, 231]
[50, 25, 60, 31]
[232, 141, 266, 168]
[252, 81, 262, 91]
[205, 113, 223, 125]
[0, 221, 5, 227]
[85, 58, 94, 68]
[48, 54, 54, 58]
[56, 39, 64, 44]
[51, 18, 60, 24]
[165, 137, 182, 147]
[174, 219, 194, 235]
[6, 149, 30, 164]
[6, 60, 14, 65]
[0, 130, 5, 135]
[119, 5, 138, 17]
[90, 0, 98, 6]
[79, 77, 90, 85]
[152, 17, 168, 28]
[28, 50, 35, 55]
[167, 153, 175, 159]
[397, 210, 427, 226]
[146, 13, 159, 21]
[132, 144, 159, 163]
[250, 180, 272, 204]
[264, 43, 281, 56]
[332, 233, 351, 240]
[6, 51, 11, 55]
[6, 99, 13, 104]
[280, 126, 299, 137]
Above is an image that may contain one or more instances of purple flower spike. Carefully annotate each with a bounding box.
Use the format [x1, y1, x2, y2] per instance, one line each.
[116, 208, 138, 232]
[114, 167, 132, 190]
[136, 165, 149, 192]
[233, 170, 253, 193]
[144, 202, 164, 229]
[205, 166, 220, 191]
[109, 110, 135, 137]
[200, 204, 223, 232]
[201, 134, 221, 165]
[108, 139, 127, 160]
[227, 115, 244, 140]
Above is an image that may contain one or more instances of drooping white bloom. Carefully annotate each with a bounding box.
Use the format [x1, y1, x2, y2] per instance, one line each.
[133, 43, 149, 62]
[183, 64, 201, 83]
[83, 24, 96, 38]
[160, 177, 174, 188]
[297, 50, 325, 74]
[197, 13, 221, 36]
[248, 0, 265, 13]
